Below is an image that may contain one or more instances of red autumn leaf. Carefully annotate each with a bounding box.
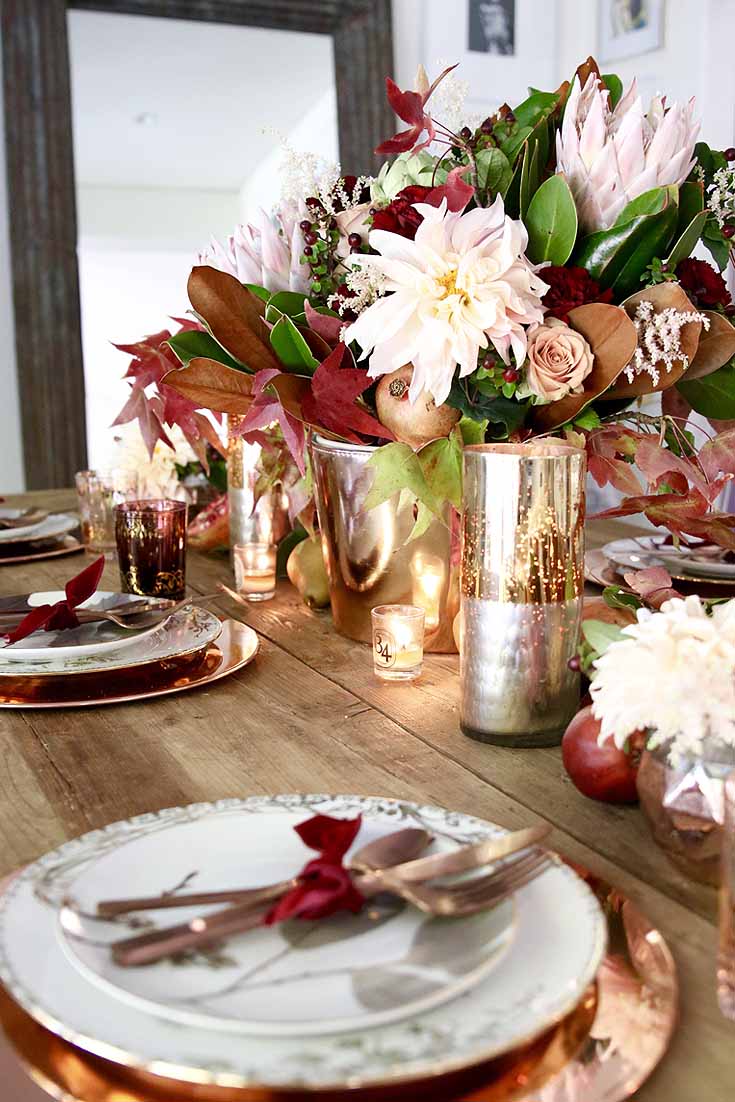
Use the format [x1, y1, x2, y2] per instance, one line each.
[300, 343, 394, 444]
[112, 386, 175, 458]
[427, 165, 474, 213]
[169, 315, 203, 333]
[661, 385, 692, 427]
[633, 436, 714, 502]
[590, 489, 709, 523]
[375, 65, 457, 155]
[238, 368, 306, 474]
[700, 428, 735, 481]
[587, 453, 643, 496]
[622, 567, 683, 609]
[304, 301, 344, 345]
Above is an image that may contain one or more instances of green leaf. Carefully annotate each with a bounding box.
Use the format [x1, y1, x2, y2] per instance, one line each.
[572, 200, 679, 298]
[665, 209, 708, 269]
[581, 619, 626, 657]
[703, 232, 731, 272]
[448, 381, 528, 438]
[475, 147, 513, 198]
[572, 406, 601, 430]
[612, 186, 670, 227]
[519, 141, 541, 220]
[266, 291, 308, 320]
[167, 330, 245, 372]
[602, 73, 623, 108]
[417, 431, 463, 511]
[269, 316, 319, 375]
[503, 156, 523, 218]
[243, 283, 270, 303]
[677, 362, 735, 418]
[276, 524, 308, 577]
[407, 500, 436, 543]
[512, 90, 559, 128]
[459, 415, 487, 444]
[525, 175, 578, 265]
[500, 125, 533, 164]
[676, 180, 704, 235]
[602, 585, 642, 612]
[363, 443, 440, 514]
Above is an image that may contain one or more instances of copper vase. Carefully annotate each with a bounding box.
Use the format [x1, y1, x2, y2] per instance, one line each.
[310, 435, 459, 653]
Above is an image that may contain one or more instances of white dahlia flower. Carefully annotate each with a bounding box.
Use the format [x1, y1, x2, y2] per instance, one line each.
[197, 204, 309, 294]
[556, 74, 700, 233]
[343, 196, 548, 407]
[590, 595, 735, 764]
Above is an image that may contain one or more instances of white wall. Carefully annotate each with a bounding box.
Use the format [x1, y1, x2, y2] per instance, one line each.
[0, 28, 25, 493]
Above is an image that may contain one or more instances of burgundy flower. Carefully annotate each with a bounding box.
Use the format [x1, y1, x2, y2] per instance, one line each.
[542, 266, 614, 324]
[371, 185, 433, 239]
[675, 258, 731, 309]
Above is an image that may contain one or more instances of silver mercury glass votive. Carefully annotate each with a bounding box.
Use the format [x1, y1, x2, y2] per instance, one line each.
[460, 441, 586, 747]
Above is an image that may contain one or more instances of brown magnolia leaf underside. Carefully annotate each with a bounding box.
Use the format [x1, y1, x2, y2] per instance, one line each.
[531, 303, 638, 432]
[187, 266, 280, 374]
[682, 309, 735, 381]
[603, 283, 703, 400]
[161, 358, 253, 415]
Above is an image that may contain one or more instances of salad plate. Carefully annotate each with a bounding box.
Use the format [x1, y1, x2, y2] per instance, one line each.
[0, 510, 78, 545]
[0, 796, 607, 1092]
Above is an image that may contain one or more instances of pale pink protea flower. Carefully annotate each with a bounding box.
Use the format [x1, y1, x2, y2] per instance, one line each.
[197, 204, 309, 294]
[556, 74, 700, 233]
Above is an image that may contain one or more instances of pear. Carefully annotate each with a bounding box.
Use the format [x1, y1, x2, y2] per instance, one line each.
[376, 365, 460, 449]
[286, 536, 331, 609]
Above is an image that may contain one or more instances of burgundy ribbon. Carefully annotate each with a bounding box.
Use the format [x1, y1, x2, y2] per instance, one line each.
[3, 555, 105, 645]
[264, 813, 365, 925]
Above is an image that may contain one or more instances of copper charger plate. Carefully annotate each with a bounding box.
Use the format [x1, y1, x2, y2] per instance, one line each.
[0, 619, 258, 708]
[0, 535, 84, 566]
[0, 866, 677, 1102]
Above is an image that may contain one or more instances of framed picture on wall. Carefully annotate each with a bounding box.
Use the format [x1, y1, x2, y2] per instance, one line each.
[467, 0, 515, 56]
[598, 0, 665, 62]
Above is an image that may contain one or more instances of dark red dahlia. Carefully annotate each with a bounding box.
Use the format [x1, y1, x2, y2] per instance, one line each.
[675, 258, 731, 309]
[542, 266, 614, 324]
[371, 185, 434, 240]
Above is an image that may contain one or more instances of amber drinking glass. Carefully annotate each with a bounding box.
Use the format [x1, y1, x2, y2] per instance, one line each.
[115, 500, 187, 600]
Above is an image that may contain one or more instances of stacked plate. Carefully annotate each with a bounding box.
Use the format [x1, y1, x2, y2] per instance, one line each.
[0, 591, 258, 708]
[587, 535, 735, 593]
[0, 507, 82, 565]
[0, 796, 611, 1098]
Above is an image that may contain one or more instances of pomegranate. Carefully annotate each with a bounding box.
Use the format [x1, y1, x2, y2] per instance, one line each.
[187, 493, 229, 551]
[375, 365, 460, 449]
[562, 705, 643, 804]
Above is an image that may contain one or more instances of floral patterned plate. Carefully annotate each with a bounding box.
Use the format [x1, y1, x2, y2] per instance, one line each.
[0, 605, 221, 677]
[0, 511, 78, 544]
[0, 796, 607, 1092]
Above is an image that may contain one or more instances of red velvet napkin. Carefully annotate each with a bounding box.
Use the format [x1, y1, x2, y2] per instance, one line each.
[2, 555, 105, 645]
[264, 813, 365, 924]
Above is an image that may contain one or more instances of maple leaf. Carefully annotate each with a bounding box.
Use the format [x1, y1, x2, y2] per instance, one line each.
[622, 567, 682, 609]
[300, 343, 394, 444]
[375, 65, 457, 156]
[304, 301, 344, 345]
[427, 165, 474, 213]
[111, 386, 174, 457]
[238, 368, 306, 475]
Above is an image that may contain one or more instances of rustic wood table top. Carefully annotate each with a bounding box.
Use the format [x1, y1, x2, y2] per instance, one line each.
[0, 488, 732, 1102]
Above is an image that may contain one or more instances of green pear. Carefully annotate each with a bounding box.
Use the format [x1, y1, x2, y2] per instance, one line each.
[287, 536, 331, 609]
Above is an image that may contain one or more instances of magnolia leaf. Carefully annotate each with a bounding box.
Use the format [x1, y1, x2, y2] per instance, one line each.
[417, 431, 463, 511]
[244, 283, 270, 303]
[512, 89, 559, 128]
[266, 291, 308, 319]
[167, 330, 244, 372]
[363, 443, 440, 514]
[269, 316, 319, 375]
[532, 303, 638, 431]
[682, 310, 735, 381]
[572, 199, 678, 298]
[187, 266, 280, 373]
[665, 209, 708, 269]
[677, 361, 735, 419]
[519, 141, 541, 221]
[603, 283, 703, 400]
[525, 175, 578, 265]
[161, 357, 253, 415]
[601, 72, 622, 107]
[612, 186, 669, 226]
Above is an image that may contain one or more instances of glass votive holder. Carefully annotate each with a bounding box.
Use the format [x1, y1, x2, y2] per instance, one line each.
[718, 770, 735, 1020]
[371, 604, 425, 682]
[234, 542, 277, 602]
[410, 551, 445, 631]
[76, 468, 139, 554]
[114, 500, 187, 599]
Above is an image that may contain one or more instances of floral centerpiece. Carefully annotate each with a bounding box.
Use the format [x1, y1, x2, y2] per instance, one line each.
[114, 56, 735, 636]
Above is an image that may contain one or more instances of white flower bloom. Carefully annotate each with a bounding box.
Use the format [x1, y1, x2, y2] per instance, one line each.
[556, 74, 700, 233]
[197, 204, 309, 295]
[590, 595, 735, 764]
[343, 197, 548, 407]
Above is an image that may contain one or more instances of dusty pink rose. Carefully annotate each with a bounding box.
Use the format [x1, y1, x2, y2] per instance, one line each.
[526, 318, 593, 402]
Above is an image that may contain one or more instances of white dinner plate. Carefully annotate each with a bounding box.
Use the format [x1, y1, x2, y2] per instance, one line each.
[57, 819, 516, 1037]
[0, 510, 78, 544]
[0, 796, 607, 1092]
[603, 536, 735, 582]
[0, 605, 222, 677]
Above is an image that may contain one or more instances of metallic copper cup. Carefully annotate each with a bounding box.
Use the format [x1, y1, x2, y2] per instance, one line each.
[460, 441, 586, 747]
[115, 499, 187, 600]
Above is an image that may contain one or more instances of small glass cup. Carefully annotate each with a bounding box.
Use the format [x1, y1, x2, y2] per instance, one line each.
[234, 542, 277, 602]
[76, 469, 139, 554]
[115, 500, 187, 599]
[371, 604, 425, 682]
[718, 770, 735, 1020]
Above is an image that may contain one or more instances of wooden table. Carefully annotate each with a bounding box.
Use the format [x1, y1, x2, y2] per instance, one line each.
[0, 489, 732, 1102]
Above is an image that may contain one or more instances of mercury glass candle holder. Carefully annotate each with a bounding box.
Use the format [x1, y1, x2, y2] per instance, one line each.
[114, 500, 187, 599]
[718, 771, 735, 1020]
[371, 604, 425, 682]
[234, 542, 277, 602]
[76, 468, 139, 555]
[460, 441, 586, 747]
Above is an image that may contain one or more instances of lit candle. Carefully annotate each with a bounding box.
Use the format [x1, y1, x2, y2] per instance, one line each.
[234, 542, 277, 602]
[371, 604, 425, 682]
[410, 551, 445, 630]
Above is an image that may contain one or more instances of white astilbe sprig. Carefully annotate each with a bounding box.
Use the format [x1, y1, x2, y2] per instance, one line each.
[329, 263, 387, 319]
[426, 59, 482, 135]
[278, 142, 341, 208]
[624, 300, 709, 386]
[707, 165, 735, 229]
[590, 596, 735, 765]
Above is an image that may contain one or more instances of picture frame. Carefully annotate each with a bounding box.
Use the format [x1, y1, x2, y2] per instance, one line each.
[598, 0, 665, 63]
